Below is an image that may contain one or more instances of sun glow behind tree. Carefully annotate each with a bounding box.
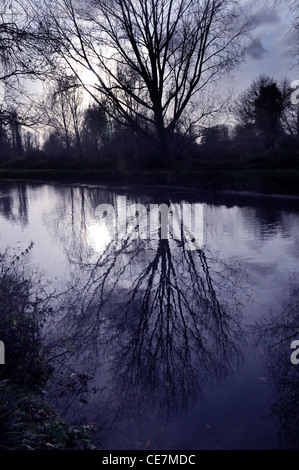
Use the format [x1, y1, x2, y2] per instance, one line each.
[31, 0, 256, 157]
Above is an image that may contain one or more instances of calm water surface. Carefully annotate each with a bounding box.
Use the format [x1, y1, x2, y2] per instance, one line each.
[1, 180, 299, 450]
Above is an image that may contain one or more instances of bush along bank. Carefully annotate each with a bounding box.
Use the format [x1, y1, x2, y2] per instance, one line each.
[0, 249, 97, 450]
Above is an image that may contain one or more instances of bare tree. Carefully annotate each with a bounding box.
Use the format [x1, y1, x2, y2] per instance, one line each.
[0, 1, 54, 154]
[35, 0, 254, 158]
[42, 75, 84, 160]
[81, 103, 108, 161]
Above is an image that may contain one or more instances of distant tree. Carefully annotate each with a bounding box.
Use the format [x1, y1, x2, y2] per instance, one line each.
[42, 76, 84, 160]
[10, 109, 24, 156]
[254, 83, 284, 147]
[0, 120, 11, 159]
[36, 0, 254, 159]
[43, 131, 64, 157]
[232, 123, 260, 155]
[281, 80, 299, 143]
[200, 124, 231, 160]
[234, 75, 288, 150]
[81, 104, 108, 161]
[202, 125, 230, 147]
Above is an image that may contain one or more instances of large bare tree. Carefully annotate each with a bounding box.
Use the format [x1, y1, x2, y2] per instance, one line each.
[36, 0, 254, 158]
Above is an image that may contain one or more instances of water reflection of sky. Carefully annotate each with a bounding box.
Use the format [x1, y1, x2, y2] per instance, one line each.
[1, 183, 299, 281]
[0, 183, 69, 283]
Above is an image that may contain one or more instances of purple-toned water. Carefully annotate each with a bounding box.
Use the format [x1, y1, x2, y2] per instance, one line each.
[1, 180, 299, 450]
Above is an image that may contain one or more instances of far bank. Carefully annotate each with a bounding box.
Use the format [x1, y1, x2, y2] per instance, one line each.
[0, 168, 299, 197]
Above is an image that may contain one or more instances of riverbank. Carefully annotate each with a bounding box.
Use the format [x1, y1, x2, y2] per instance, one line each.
[0, 167, 299, 196]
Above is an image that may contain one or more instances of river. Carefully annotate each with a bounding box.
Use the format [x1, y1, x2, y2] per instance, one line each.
[1, 180, 299, 450]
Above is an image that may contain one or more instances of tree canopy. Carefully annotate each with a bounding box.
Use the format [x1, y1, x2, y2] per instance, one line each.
[35, 0, 253, 157]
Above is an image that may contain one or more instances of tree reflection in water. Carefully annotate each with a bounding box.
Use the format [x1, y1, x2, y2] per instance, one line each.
[46, 230, 246, 428]
[39, 187, 249, 446]
[254, 275, 299, 449]
[0, 182, 29, 227]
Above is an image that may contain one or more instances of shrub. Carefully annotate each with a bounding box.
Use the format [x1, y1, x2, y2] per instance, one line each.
[0, 249, 97, 450]
[0, 246, 53, 389]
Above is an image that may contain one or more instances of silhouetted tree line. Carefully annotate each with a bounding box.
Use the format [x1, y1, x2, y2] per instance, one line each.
[198, 75, 299, 169]
[0, 1, 299, 170]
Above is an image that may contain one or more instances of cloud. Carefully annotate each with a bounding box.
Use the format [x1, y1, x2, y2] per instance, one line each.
[244, 38, 268, 60]
[255, 7, 280, 25]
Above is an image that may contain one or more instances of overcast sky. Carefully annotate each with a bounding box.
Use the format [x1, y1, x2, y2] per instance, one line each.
[31, 1, 299, 98]
[228, 0, 298, 93]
